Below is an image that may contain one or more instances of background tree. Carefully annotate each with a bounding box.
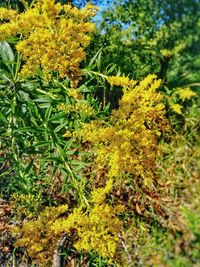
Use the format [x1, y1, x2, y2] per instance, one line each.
[87, 0, 200, 89]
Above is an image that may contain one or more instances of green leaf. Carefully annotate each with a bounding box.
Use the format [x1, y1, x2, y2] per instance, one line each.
[70, 159, 89, 166]
[78, 84, 91, 93]
[18, 90, 30, 101]
[64, 138, 74, 150]
[0, 41, 15, 63]
[88, 48, 102, 70]
[53, 121, 68, 133]
[48, 112, 66, 122]
[33, 141, 52, 148]
[44, 105, 53, 121]
[33, 98, 53, 103]
[0, 41, 15, 73]
[17, 127, 45, 132]
[24, 159, 34, 175]
[0, 111, 8, 123]
[96, 49, 102, 71]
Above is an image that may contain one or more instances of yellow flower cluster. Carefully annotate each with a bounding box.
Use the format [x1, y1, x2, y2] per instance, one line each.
[168, 87, 196, 114]
[11, 193, 42, 219]
[81, 75, 168, 183]
[67, 88, 80, 100]
[176, 87, 196, 102]
[0, 7, 17, 21]
[107, 75, 137, 88]
[51, 179, 123, 259]
[13, 182, 123, 264]
[0, 0, 97, 82]
[51, 203, 123, 259]
[170, 103, 182, 114]
[59, 100, 94, 117]
[91, 178, 113, 204]
[13, 205, 68, 266]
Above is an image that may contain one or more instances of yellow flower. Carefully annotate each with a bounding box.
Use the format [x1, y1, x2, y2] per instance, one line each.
[107, 75, 137, 88]
[176, 87, 197, 102]
[170, 103, 182, 114]
[68, 88, 80, 99]
[63, 130, 72, 138]
[81, 74, 167, 181]
[13, 204, 68, 265]
[0, 0, 97, 82]
[14, 183, 123, 264]
[59, 100, 94, 117]
[0, 7, 17, 21]
[91, 179, 113, 204]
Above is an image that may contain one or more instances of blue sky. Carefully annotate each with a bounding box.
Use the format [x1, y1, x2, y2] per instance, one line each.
[93, 1, 113, 23]
[71, 0, 115, 24]
[72, 0, 114, 8]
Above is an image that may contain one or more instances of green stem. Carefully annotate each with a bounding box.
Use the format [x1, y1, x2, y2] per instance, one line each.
[13, 51, 21, 83]
[11, 86, 28, 192]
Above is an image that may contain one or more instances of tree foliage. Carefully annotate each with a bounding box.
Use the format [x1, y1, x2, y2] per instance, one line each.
[88, 0, 200, 88]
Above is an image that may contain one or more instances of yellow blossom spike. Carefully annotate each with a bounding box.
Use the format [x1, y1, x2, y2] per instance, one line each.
[170, 103, 182, 114]
[107, 75, 137, 88]
[80, 74, 168, 182]
[176, 87, 197, 102]
[0, 7, 17, 21]
[0, 0, 97, 82]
